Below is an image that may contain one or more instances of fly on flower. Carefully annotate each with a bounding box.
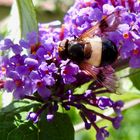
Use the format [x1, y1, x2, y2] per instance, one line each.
[59, 11, 122, 92]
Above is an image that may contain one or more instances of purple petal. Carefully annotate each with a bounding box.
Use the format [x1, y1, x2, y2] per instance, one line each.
[46, 114, 54, 121]
[24, 77, 33, 95]
[129, 55, 140, 68]
[43, 75, 55, 86]
[97, 97, 113, 110]
[6, 71, 20, 80]
[19, 39, 30, 49]
[89, 8, 102, 21]
[63, 75, 76, 84]
[36, 47, 46, 59]
[0, 39, 13, 50]
[96, 127, 109, 140]
[38, 86, 51, 99]
[103, 4, 115, 15]
[12, 44, 23, 54]
[39, 62, 48, 71]
[112, 115, 123, 129]
[15, 66, 29, 75]
[48, 63, 58, 73]
[4, 79, 15, 92]
[30, 71, 40, 80]
[24, 58, 39, 67]
[13, 87, 25, 99]
[4, 38, 13, 46]
[26, 32, 38, 45]
[0, 42, 10, 50]
[27, 112, 39, 123]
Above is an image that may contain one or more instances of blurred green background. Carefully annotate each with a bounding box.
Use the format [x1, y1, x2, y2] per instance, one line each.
[0, 0, 140, 140]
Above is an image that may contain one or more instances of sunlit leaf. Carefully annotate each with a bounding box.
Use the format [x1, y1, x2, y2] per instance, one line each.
[8, 0, 38, 40]
[38, 112, 74, 140]
[0, 100, 74, 140]
[129, 69, 140, 91]
[16, 0, 38, 38]
[0, 100, 40, 140]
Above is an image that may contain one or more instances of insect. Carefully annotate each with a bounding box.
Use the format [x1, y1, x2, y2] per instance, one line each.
[59, 11, 122, 92]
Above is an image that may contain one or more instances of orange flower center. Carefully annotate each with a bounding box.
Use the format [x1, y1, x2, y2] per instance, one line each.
[1, 66, 6, 74]
[133, 49, 139, 55]
[37, 81, 43, 87]
[123, 33, 129, 39]
[15, 80, 22, 87]
[31, 43, 41, 54]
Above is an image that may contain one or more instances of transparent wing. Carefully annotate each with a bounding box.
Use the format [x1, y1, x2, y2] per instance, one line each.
[79, 11, 122, 39]
[79, 62, 118, 93]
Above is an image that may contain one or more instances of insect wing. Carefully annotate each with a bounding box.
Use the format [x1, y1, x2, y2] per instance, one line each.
[79, 11, 121, 39]
[80, 62, 118, 92]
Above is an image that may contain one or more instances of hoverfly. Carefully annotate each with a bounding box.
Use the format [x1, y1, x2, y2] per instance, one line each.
[59, 11, 122, 92]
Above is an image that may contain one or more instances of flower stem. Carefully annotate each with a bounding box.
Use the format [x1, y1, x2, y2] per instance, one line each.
[74, 99, 140, 132]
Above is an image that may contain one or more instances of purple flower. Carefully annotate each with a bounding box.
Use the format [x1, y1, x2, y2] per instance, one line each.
[63, 0, 140, 68]
[4, 71, 32, 99]
[19, 39, 30, 49]
[103, 4, 115, 15]
[96, 127, 109, 140]
[29, 70, 52, 99]
[0, 39, 13, 50]
[112, 115, 123, 129]
[60, 61, 79, 84]
[26, 32, 38, 46]
[97, 97, 113, 110]
[46, 114, 54, 122]
[11, 44, 23, 54]
[0, 1, 130, 139]
[27, 112, 39, 123]
[113, 100, 124, 115]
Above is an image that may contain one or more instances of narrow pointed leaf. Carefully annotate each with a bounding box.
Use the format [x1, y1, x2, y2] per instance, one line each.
[16, 0, 38, 38]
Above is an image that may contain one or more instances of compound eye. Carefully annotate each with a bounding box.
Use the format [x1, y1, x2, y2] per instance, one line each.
[68, 43, 84, 62]
[101, 39, 118, 66]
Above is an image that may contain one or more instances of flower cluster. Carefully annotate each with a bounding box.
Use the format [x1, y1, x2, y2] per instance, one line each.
[63, 0, 140, 68]
[0, 31, 123, 140]
[2, 0, 140, 140]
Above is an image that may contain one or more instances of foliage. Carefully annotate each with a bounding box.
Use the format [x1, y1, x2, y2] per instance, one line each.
[0, 0, 140, 140]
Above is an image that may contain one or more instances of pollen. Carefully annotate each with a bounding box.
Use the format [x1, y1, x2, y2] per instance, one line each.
[58, 46, 63, 52]
[123, 33, 129, 39]
[1, 66, 6, 74]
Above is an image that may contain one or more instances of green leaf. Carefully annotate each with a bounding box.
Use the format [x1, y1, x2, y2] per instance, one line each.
[107, 104, 140, 140]
[0, 100, 40, 140]
[38, 112, 74, 140]
[74, 80, 93, 94]
[7, 0, 38, 40]
[7, 122, 38, 140]
[0, 93, 2, 108]
[16, 0, 38, 38]
[129, 68, 140, 91]
[0, 101, 74, 140]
